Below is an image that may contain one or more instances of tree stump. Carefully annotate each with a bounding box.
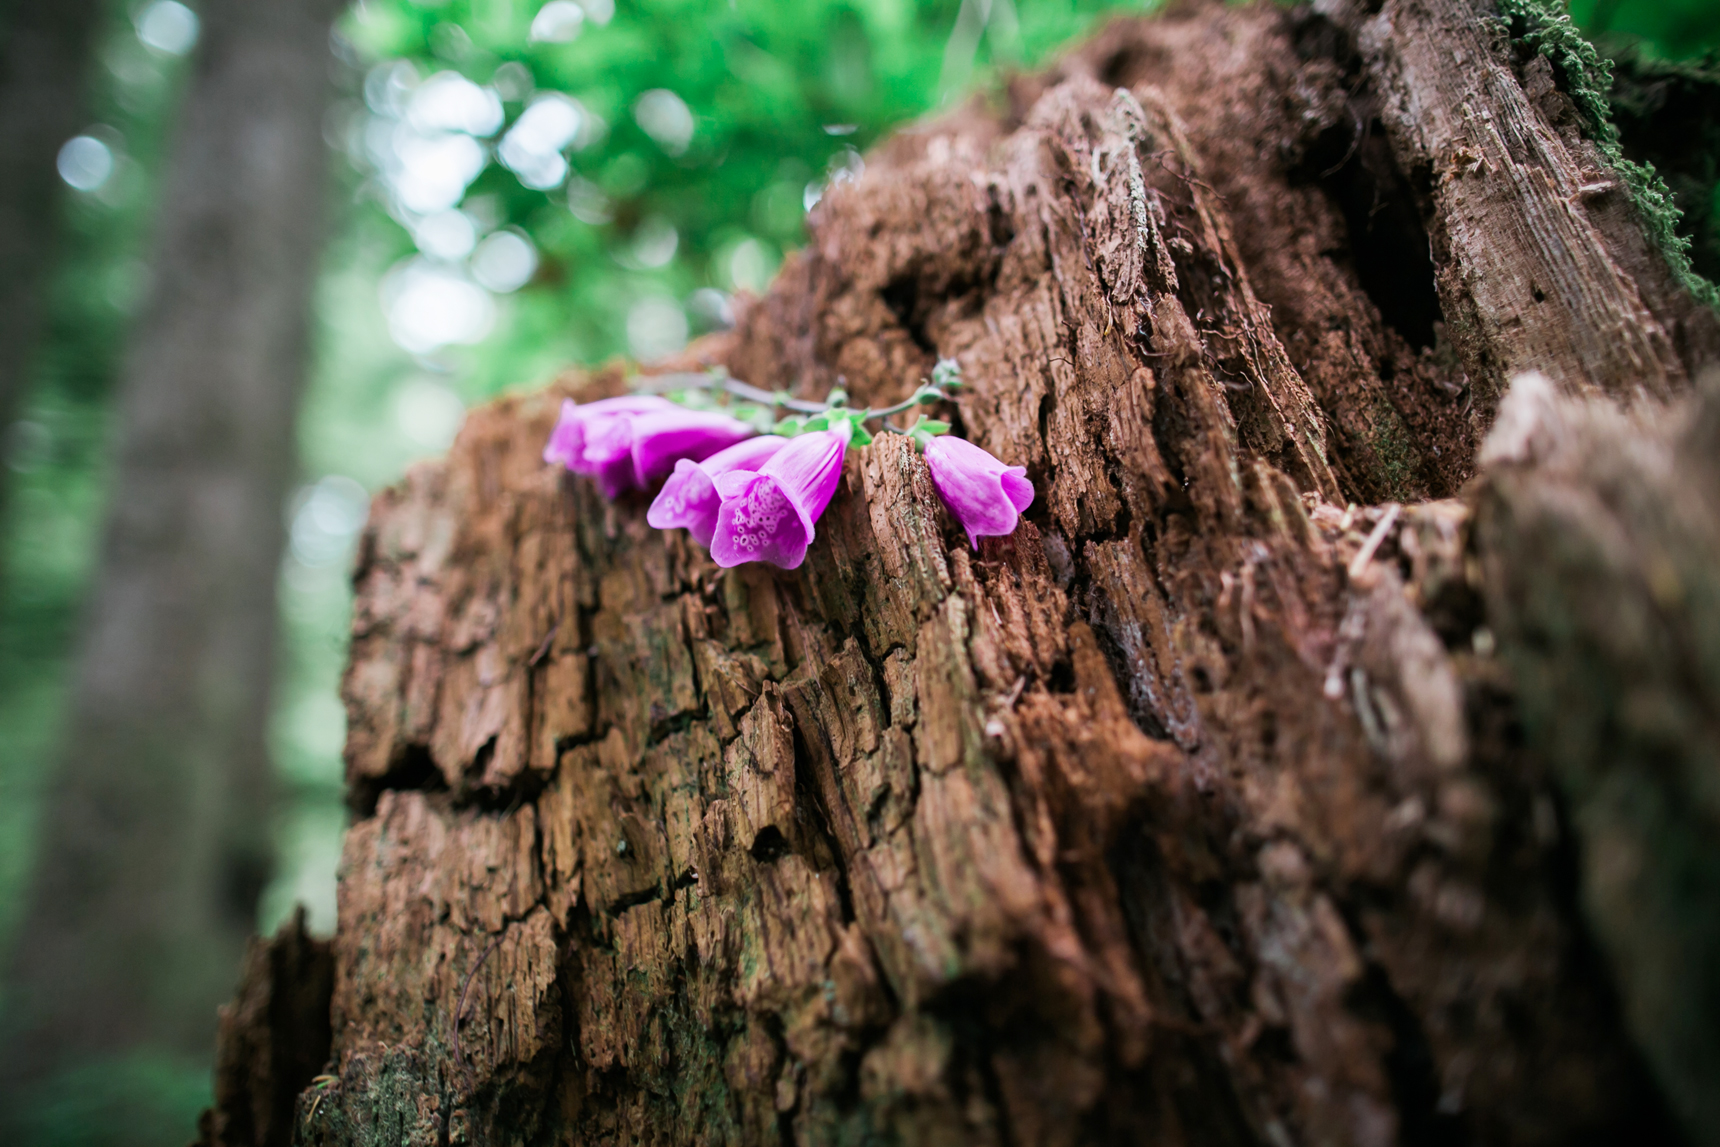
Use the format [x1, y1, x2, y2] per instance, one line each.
[207, 2, 1720, 1145]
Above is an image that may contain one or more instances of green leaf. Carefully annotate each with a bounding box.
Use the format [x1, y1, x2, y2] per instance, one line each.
[824, 406, 872, 445]
[669, 388, 718, 410]
[736, 404, 777, 433]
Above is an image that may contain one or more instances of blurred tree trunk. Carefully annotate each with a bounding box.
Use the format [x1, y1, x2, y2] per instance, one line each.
[0, 0, 338, 1126]
[207, 2, 1720, 1147]
[0, 0, 105, 549]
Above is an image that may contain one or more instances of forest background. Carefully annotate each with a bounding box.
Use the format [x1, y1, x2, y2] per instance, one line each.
[0, 0, 1716, 1141]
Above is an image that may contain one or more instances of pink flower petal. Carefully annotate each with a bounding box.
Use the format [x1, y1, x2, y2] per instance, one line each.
[923, 435, 1035, 548]
[543, 399, 584, 467]
[647, 435, 787, 547]
[754, 429, 848, 537]
[708, 430, 848, 569]
[543, 394, 676, 495]
[628, 408, 756, 488]
[709, 473, 811, 569]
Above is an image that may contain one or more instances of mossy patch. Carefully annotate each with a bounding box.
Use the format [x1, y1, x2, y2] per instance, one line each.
[1369, 399, 1420, 503]
[1494, 0, 1720, 308]
[1606, 46, 1720, 285]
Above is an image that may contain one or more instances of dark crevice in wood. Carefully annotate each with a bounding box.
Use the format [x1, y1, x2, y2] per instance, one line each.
[1348, 963, 1470, 1147]
[348, 743, 448, 818]
[748, 824, 791, 863]
[461, 767, 550, 815]
[786, 717, 859, 926]
[882, 273, 934, 356]
[1084, 584, 1175, 741]
[1286, 19, 1445, 353]
[1297, 119, 1444, 352]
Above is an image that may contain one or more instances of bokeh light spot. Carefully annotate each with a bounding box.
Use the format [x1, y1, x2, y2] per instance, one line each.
[530, 1, 585, 43]
[135, 0, 199, 56]
[408, 71, 504, 136]
[288, 476, 370, 568]
[567, 176, 613, 224]
[385, 125, 486, 214]
[470, 230, 539, 292]
[392, 378, 466, 449]
[56, 135, 114, 192]
[625, 216, 678, 269]
[500, 93, 588, 189]
[727, 238, 776, 293]
[413, 209, 479, 260]
[634, 89, 694, 156]
[381, 259, 497, 354]
[689, 288, 735, 332]
[626, 297, 689, 361]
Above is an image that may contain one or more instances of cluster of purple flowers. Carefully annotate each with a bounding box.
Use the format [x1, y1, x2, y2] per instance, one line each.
[542, 382, 1033, 570]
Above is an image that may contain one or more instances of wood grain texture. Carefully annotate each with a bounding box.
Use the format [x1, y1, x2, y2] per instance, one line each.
[1473, 371, 1720, 1146]
[213, 3, 1720, 1146]
[1318, 0, 1720, 405]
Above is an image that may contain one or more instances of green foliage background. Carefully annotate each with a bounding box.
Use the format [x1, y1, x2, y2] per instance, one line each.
[0, 0, 1717, 1141]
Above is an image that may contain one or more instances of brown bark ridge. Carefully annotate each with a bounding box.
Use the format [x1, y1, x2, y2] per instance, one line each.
[225, 2, 1720, 1145]
[198, 909, 336, 1147]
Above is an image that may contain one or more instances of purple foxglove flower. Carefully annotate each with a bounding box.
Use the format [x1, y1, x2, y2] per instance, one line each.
[709, 429, 848, 570]
[544, 395, 673, 488]
[625, 407, 757, 490]
[923, 435, 1034, 548]
[647, 434, 788, 547]
[542, 395, 753, 499]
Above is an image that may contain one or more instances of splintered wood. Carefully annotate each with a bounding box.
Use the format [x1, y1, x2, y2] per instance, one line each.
[262, 3, 1720, 1146]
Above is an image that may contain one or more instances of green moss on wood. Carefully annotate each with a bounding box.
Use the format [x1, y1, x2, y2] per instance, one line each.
[1608, 47, 1720, 285]
[1493, 0, 1720, 308]
[1369, 399, 1420, 503]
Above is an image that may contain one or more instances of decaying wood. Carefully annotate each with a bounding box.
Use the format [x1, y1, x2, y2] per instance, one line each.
[1317, 0, 1717, 404]
[1472, 371, 1720, 1144]
[207, 2, 1720, 1145]
[197, 909, 335, 1147]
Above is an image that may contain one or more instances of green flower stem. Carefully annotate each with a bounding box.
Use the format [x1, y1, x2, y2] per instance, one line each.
[864, 391, 941, 420]
[637, 371, 945, 426]
[635, 372, 828, 414]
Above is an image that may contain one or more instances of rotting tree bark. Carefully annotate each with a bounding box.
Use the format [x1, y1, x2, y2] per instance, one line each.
[210, 2, 1720, 1145]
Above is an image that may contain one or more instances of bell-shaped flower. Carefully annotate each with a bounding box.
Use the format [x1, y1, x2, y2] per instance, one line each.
[923, 435, 1034, 548]
[709, 429, 848, 570]
[647, 434, 788, 546]
[544, 395, 671, 488]
[625, 407, 756, 491]
[542, 395, 753, 498]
